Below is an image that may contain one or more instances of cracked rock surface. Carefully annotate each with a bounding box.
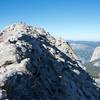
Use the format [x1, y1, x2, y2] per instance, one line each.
[0, 23, 100, 100]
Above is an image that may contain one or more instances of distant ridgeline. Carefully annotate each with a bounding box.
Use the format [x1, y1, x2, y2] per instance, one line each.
[68, 40, 100, 63]
[68, 40, 100, 78]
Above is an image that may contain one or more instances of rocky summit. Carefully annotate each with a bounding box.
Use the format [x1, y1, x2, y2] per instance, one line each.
[0, 23, 100, 100]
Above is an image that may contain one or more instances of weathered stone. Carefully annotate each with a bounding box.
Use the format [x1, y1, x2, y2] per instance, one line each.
[0, 23, 100, 100]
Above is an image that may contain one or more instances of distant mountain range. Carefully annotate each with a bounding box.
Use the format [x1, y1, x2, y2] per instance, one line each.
[68, 40, 100, 63]
[68, 40, 100, 78]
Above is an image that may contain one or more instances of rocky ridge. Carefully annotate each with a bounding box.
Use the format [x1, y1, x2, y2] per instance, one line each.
[0, 23, 100, 100]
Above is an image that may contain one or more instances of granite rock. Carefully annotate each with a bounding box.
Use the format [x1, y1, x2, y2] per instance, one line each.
[0, 23, 100, 100]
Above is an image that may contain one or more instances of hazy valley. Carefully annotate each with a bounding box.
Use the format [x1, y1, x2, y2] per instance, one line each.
[69, 41, 100, 78]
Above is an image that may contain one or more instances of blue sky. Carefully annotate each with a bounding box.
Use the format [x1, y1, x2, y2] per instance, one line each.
[0, 0, 100, 41]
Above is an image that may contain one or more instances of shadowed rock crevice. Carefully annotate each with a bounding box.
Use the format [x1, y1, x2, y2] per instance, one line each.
[0, 23, 100, 100]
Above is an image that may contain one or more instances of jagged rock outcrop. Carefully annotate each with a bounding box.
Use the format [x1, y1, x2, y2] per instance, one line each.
[0, 23, 100, 100]
[90, 46, 100, 66]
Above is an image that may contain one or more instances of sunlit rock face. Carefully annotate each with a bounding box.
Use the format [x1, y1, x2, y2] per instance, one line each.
[91, 47, 100, 61]
[0, 23, 100, 100]
[91, 46, 100, 66]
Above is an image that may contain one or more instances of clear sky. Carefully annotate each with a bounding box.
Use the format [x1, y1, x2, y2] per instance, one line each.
[0, 0, 100, 41]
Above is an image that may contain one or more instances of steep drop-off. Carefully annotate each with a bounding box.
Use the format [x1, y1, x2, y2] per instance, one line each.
[91, 46, 100, 67]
